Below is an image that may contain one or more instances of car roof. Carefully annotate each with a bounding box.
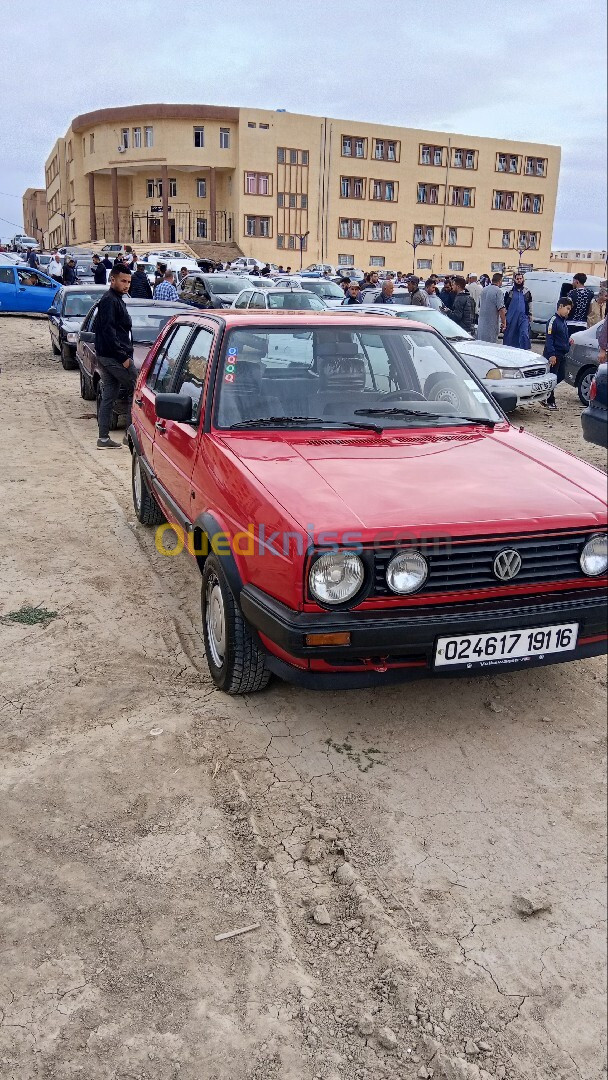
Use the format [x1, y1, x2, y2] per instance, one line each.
[61, 284, 107, 292]
[169, 309, 431, 330]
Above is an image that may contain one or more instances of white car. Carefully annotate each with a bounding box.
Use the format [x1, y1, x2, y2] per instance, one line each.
[355, 305, 556, 410]
[274, 276, 346, 308]
[12, 234, 39, 252]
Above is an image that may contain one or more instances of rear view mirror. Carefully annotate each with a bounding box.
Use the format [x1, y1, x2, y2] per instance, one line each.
[491, 389, 518, 414]
[155, 393, 193, 422]
[79, 331, 94, 343]
[47, 306, 58, 316]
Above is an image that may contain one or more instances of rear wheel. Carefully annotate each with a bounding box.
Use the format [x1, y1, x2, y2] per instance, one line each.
[61, 343, 77, 370]
[79, 366, 95, 400]
[577, 368, 595, 406]
[131, 451, 164, 526]
[201, 556, 270, 695]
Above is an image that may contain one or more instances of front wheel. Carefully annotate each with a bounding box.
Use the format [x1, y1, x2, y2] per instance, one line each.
[201, 556, 270, 694]
[61, 343, 77, 370]
[577, 369, 595, 407]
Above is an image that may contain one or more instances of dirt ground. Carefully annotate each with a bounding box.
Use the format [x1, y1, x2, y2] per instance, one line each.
[0, 315, 606, 1080]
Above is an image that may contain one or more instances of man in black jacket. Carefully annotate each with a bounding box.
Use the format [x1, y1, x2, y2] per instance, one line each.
[129, 262, 153, 298]
[92, 255, 107, 285]
[62, 258, 78, 285]
[448, 276, 475, 333]
[95, 265, 134, 449]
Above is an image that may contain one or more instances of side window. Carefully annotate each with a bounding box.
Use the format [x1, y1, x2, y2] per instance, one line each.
[234, 293, 250, 309]
[249, 291, 266, 309]
[55, 288, 65, 310]
[173, 327, 214, 421]
[0, 267, 14, 285]
[147, 323, 193, 392]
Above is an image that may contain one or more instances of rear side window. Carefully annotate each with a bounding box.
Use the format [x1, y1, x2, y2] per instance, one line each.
[172, 327, 214, 421]
[0, 267, 14, 284]
[147, 323, 193, 392]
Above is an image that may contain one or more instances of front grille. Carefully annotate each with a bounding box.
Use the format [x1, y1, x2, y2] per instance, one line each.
[523, 366, 548, 379]
[372, 531, 602, 596]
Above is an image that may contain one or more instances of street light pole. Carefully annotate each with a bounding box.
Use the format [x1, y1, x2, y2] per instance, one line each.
[405, 235, 422, 274]
[296, 231, 310, 270]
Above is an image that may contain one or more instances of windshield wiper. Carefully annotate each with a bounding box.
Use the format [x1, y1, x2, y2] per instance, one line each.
[354, 407, 497, 426]
[229, 416, 384, 434]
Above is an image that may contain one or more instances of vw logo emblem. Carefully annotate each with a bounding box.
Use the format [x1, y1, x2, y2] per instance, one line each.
[493, 549, 522, 581]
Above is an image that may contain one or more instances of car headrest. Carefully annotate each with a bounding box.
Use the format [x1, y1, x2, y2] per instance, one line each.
[317, 355, 367, 391]
[315, 340, 362, 358]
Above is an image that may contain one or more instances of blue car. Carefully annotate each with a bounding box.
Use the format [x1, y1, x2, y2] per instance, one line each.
[0, 264, 60, 313]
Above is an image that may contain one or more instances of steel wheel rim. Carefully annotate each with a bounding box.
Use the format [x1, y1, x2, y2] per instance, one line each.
[580, 373, 593, 403]
[435, 386, 461, 409]
[205, 575, 226, 667]
[133, 457, 142, 510]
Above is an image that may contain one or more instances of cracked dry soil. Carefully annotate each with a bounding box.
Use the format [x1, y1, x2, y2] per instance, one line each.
[0, 315, 606, 1080]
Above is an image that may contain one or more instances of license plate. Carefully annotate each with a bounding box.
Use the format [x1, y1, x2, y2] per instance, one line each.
[532, 380, 552, 392]
[434, 623, 578, 668]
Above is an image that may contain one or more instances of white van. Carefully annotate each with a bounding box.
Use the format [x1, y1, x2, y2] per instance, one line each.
[523, 271, 602, 337]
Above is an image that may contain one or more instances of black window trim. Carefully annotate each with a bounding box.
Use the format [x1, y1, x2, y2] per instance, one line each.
[169, 323, 216, 426]
[146, 321, 197, 393]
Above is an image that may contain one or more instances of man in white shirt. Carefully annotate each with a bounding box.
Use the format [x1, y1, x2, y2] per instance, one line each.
[48, 252, 63, 281]
[466, 274, 483, 320]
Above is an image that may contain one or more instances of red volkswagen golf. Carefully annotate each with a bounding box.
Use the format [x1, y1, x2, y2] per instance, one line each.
[127, 310, 607, 693]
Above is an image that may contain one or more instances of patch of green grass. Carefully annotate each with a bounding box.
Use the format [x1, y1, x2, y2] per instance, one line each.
[1, 605, 59, 626]
[325, 734, 386, 773]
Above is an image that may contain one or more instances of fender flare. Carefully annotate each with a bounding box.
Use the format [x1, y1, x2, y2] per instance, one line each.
[193, 511, 243, 596]
[127, 422, 143, 457]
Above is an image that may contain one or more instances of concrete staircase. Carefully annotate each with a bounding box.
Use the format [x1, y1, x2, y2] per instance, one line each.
[188, 240, 244, 263]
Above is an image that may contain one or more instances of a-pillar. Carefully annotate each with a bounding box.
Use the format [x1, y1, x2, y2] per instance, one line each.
[161, 164, 169, 243]
[111, 168, 119, 242]
[88, 173, 97, 241]
[209, 168, 216, 241]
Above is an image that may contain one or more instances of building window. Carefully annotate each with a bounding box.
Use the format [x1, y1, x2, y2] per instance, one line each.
[169, 178, 177, 197]
[355, 138, 365, 158]
[374, 140, 384, 160]
[245, 172, 271, 195]
[451, 187, 473, 207]
[421, 146, 431, 165]
[277, 147, 285, 163]
[493, 190, 517, 211]
[248, 122, 257, 128]
[259, 123, 269, 130]
[339, 218, 363, 240]
[369, 256, 385, 267]
[338, 254, 354, 265]
[502, 230, 512, 248]
[449, 261, 464, 271]
[518, 231, 539, 250]
[454, 149, 463, 167]
[417, 259, 432, 269]
[448, 227, 457, 246]
[289, 149, 297, 164]
[193, 126, 205, 147]
[196, 217, 208, 238]
[373, 139, 400, 162]
[277, 234, 306, 251]
[417, 184, 439, 204]
[425, 226, 434, 244]
[497, 152, 519, 173]
[197, 179, 207, 198]
[144, 126, 153, 147]
[288, 193, 296, 208]
[120, 129, 129, 149]
[133, 127, 142, 148]
[220, 127, 230, 149]
[387, 142, 397, 161]
[89, 133, 94, 153]
[301, 150, 308, 165]
[521, 194, 543, 214]
[370, 221, 395, 242]
[466, 151, 474, 168]
[433, 147, 442, 166]
[277, 193, 284, 207]
[82, 137, 86, 156]
[341, 177, 351, 198]
[533, 196, 542, 213]
[301, 194, 307, 209]
[491, 262, 506, 273]
[342, 136, 352, 156]
[509, 156, 519, 173]
[246, 215, 272, 238]
[146, 179, 155, 198]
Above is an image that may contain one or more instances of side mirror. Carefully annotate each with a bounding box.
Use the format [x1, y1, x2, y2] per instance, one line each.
[155, 393, 193, 422]
[47, 307, 58, 316]
[79, 330, 95, 343]
[491, 389, 518, 414]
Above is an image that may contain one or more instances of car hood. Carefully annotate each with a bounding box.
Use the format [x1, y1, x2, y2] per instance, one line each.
[219, 427, 607, 538]
[457, 341, 545, 369]
[61, 317, 84, 331]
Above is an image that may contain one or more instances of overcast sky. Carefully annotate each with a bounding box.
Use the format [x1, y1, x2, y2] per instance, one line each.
[1, 0, 605, 250]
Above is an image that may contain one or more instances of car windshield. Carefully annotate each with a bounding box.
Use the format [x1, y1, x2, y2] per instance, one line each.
[392, 307, 473, 341]
[215, 325, 500, 430]
[206, 276, 247, 295]
[299, 280, 344, 300]
[64, 293, 101, 316]
[267, 291, 327, 310]
[127, 306, 183, 342]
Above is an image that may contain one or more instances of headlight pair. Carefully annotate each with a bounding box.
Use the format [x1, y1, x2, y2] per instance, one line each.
[309, 549, 428, 605]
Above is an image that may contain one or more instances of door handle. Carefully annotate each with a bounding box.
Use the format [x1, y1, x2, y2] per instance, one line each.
[155, 420, 166, 433]
[134, 396, 143, 406]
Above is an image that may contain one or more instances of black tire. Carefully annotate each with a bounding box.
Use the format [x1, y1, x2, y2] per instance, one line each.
[131, 451, 164, 526]
[79, 365, 96, 401]
[424, 373, 468, 413]
[51, 338, 60, 355]
[96, 380, 119, 430]
[577, 368, 595, 407]
[201, 555, 270, 695]
[61, 343, 77, 370]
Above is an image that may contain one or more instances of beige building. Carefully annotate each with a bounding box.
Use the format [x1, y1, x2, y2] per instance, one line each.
[42, 104, 560, 273]
[550, 248, 607, 278]
[22, 188, 48, 243]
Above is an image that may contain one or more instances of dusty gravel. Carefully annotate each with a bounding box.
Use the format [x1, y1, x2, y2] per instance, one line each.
[0, 314, 606, 1080]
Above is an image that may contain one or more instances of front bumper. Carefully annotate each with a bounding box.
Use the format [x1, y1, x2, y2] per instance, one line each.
[484, 374, 556, 405]
[240, 585, 607, 689]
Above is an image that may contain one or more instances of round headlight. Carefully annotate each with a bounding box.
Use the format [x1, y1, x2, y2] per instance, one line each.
[580, 534, 608, 577]
[309, 551, 364, 605]
[386, 550, 428, 594]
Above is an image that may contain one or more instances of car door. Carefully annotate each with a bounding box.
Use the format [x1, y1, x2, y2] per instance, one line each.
[49, 288, 64, 348]
[152, 323, 216, 522]
[15, 268, 58, 312]
[134, 321, 194, 470]
[0, 266, 18, 311]
[77, 304, 99, 381]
